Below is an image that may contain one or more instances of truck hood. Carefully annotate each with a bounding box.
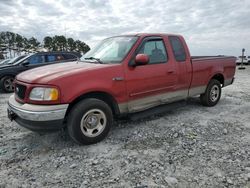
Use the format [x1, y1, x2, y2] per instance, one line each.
[16, 61, 115, 84]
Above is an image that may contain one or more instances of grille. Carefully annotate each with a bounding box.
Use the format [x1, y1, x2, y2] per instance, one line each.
[15, 84, 26, 100]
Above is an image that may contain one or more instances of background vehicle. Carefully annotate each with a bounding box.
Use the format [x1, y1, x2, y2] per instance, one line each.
[0, 51, 81, 92]
[0, 55, 27, 66]
[8, 33, 236, 145]
[0, 59, 11, 65]
[236, 56, 248, 65]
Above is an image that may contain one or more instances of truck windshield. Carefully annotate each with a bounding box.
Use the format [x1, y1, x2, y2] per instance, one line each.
[6, 55, 26, 64]
[13, 54, 33, 65]
[81, 36, 138, 64]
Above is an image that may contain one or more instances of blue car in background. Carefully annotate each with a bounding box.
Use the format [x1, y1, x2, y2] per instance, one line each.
[0, 52, 81, 92]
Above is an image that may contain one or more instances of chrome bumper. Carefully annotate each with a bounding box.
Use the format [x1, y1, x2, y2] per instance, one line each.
[7, 95, 69, 121]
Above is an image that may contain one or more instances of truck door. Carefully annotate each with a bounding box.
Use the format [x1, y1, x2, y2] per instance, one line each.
[169, 36, 192, 93]
[125, 37, 178, 112]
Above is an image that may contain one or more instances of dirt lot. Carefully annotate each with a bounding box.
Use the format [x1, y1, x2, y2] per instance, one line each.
[0, 68, 250, 188]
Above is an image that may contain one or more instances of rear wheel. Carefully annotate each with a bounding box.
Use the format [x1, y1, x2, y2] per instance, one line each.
[67, 98, 113, 145]
[200, 79, 221, 107]
[0, 76, 15, 93]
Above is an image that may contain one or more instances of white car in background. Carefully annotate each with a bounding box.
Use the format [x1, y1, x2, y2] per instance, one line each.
[236, 56, 248, 65]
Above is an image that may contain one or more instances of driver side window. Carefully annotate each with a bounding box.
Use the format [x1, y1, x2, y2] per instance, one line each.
[137, 39, 168, 64]
[28, 55, 45, 64]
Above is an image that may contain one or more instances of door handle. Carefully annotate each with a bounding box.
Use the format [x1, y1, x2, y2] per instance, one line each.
[112, 77, 124, 81]
[167, 70, 175, 74]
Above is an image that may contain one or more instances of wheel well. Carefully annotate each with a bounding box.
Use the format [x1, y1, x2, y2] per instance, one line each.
[0, 74, 15, 80]
[65, 91, 120, 119]
[211, 74, 224, 86]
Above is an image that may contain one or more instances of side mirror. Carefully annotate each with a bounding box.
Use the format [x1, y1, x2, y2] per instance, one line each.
[135, 54, 149, 66]
[22, 61, 29, 66]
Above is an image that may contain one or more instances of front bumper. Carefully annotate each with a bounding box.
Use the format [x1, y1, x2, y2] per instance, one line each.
[7, 95, 69, 132]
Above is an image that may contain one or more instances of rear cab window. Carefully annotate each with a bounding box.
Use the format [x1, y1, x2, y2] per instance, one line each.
[169, 36, 187, 62]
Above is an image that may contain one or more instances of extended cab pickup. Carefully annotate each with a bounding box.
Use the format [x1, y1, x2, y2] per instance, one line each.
[7, 33, 236, 144]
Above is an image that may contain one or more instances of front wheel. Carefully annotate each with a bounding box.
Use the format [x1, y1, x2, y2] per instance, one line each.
[0, 76, 15, 93]
[67, 98, 113, 145]
[200, 79, 221, 107]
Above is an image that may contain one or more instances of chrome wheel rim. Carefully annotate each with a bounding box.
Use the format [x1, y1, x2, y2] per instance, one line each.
[210, 85, 220, 102]
[80, 109, 107, 137]
[4, 77, 14, 92]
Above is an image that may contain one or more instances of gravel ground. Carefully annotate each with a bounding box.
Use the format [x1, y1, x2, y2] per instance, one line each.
[0, 68, 250, 188]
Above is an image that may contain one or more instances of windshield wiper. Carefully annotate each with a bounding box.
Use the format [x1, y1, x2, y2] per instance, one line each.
[84, 57, 103, 64]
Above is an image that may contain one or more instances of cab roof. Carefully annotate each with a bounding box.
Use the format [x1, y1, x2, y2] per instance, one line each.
[112, 33, 183, 38]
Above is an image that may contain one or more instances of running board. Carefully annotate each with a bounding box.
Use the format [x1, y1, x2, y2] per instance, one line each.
[129, 100, 187, 121]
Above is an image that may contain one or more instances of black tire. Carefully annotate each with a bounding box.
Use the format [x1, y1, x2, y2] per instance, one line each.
[200, 79, 221, 107]
[67, 98, 113, 145]
[0, 76, 15, 93]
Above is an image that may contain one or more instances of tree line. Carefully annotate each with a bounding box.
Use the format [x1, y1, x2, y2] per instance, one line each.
[0, 31, 90, 59]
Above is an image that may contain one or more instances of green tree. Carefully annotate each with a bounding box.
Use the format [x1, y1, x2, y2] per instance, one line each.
[0, 53, 4, 60]
[28, 37, 40, 52]
[74, 40, 90, 54]
[23, 37, 31, 52]
[5, 31, 16, 57]
[43, 36, 53, 51]
[0, 32, 8, 58]
[67, 37, 76, 51]
[16, 34, 24, 55]
[0, 31, 90, 55]
[52, 35, 67, 51]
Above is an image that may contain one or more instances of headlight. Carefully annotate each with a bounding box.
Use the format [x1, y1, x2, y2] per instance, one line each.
[29, 87, 59, 101]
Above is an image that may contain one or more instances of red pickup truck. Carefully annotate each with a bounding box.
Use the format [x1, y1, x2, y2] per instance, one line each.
[7, 33, 236, 144]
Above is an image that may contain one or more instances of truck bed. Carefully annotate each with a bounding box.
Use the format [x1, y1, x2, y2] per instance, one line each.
[189, 55, 236, 96]
[191, 56, 236, 60]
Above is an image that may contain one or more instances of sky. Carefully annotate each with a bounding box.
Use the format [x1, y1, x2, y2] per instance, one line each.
[0, 0, 249, 56]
